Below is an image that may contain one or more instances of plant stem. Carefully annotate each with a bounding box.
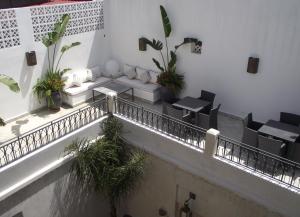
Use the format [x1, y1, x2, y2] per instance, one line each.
[55, 52, 64, 72]
[165, 37, 169, 66]
[159, 50, 167, 72]
[52, 44, 57, 70]
[47, 48, 51, 70]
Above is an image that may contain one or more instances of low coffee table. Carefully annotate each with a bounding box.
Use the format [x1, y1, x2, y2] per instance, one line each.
[92, 81, 134, 101]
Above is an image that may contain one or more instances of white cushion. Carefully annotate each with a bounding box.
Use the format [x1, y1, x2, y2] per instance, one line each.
[72, 73, 83, 87]
[104, 59, 120, 78]
[115, 76, 160, 92]
[64, 77, 112, 96]
[90, 66, 101, 78]
[62, 73, 74, 89]
[127, 70, 136, 80]
[148, 70, 159, 84]
[136, 68, 147, 80]
[123, 64, 135, 74]
[86, 69, 97, 82]
[140, 71, 151, 84]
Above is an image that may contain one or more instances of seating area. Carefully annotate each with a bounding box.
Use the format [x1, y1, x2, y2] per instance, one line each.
[242, 112, 300, 163]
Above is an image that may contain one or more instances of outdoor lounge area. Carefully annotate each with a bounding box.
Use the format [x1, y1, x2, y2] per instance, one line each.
[0, 0, 300, 217]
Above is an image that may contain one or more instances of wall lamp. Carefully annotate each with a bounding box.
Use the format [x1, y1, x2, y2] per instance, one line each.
[26, 51, 37, 66]
[247, 57, 259, 74]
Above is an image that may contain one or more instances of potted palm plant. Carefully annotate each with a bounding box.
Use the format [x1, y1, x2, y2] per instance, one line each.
[0, 74, 20, 126]
[65, 116, 146, 217]
[142, 6, 200, 103]
[33, 14, 80, 110]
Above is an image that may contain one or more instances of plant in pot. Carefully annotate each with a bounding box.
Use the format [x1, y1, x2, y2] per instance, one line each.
[142, 6, 200, 103]
[65, 115, 146, 217]
[33, 14, 80, 110]
[0, 74, 20, 126]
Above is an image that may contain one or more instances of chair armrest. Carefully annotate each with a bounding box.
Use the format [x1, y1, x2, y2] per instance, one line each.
[182, 113, 192, 123]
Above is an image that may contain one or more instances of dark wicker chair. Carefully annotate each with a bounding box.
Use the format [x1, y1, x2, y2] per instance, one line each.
[198, 90, 216, 114]
[258, 135, 285, 156]
[196, 104, 221, 130]
[162, 102, 191, 122]
[280, 112, 300, 127]
[242, 113, 263, 148]
[287, 138, 300, 163]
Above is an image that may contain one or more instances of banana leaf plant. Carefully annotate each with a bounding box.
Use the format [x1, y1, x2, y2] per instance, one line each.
[0, 74, 20, 126]
[142, 6, 199, 96]
[33, 14, 80, 108]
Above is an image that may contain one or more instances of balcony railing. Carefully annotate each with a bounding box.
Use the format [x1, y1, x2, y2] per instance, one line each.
[114, 98, 206, 150]
[216, 135, 300, 190]
[0, 98, 108, 168]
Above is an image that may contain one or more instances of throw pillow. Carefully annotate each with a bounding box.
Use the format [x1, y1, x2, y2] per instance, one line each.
[127, 70, 137, 80]
[72, 73, 83, 87]
[104, 59, 120, 78]
[140, 71, 151, 84]
[148, 70, 159, 84]
[90, 66, 101, 78]
[123, 64, 135, 75]
[136, 67, 147, 80]
[62, 73, 74, 90]
[86, 69, 96, 82]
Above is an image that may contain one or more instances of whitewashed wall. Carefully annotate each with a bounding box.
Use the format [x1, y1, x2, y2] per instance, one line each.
[0, 0, 111, 122]
[109, 0, 300, 121]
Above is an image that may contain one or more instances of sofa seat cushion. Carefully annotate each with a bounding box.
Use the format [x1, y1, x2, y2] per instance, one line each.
[115, 76, 160, 92]
[64, 77, 111, 96]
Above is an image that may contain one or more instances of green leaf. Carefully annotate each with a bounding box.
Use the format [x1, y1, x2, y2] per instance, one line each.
[61, 42, 81, 53]
[152, 58, 164, 72]
[0, 117, 5, 126]
[42, 14, 70, 48]
[61, 68, 72, 74]
[0, 74, 20, 92]
[168, 51, 177, 71]
[160, 5, 171, 38]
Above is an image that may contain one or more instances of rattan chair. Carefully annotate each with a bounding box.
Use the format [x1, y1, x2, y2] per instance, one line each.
[280, 112, 300, 127]
[242, 113, 263, 148]
[258, 135, 285, 156]
[198, 90, 216, 114]
[162, 102, 191, 122]
[196, 104, 221, 130]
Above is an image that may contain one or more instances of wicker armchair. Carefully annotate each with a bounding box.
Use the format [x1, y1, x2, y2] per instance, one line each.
[162, 102, 191, 122]
[198, 90, 216, 114]
[280, 112, 300, 127]
[242, 113, 263, 148]
[258, 135, 285, 156]
[196, 104, 221, 130]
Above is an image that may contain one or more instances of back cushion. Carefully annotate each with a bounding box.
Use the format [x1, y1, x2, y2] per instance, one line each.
[148, 70, 159, 84]
[136, 68, 147, 80]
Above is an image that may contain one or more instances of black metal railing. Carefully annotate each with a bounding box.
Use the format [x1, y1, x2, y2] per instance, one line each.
[216, 135, 300, 190]
[114, 98, 206, 150]
[0, 98, 108, 168]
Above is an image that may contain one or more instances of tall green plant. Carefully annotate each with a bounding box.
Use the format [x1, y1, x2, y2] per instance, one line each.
[143, 5, 199, 95]
[0, 74, 20, 126]
[65, 116, 146, 217]
[34, 14, 80, 107]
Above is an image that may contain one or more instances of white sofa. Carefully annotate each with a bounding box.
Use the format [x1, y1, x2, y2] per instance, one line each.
[62, 76, 111, 107]
[62, 64, 161, 107]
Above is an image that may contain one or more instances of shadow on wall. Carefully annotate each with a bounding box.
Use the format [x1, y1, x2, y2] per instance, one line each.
[87, 31, 110, 69]
[0, 160, 109, 217]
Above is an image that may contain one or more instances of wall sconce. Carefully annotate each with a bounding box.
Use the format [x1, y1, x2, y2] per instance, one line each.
[179, 192, 196, 217]
[247, 57, 259, 74]
[139, 37, 148, 51]
[176, 38, 202, 54]
[26, 51, 37, 66]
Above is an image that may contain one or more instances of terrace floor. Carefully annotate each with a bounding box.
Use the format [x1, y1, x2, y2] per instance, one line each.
[0, 96, 243, 144]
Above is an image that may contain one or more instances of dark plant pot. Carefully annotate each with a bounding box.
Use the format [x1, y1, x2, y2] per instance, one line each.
[47, 91, 62, 111]
[160, 86, 177, 103]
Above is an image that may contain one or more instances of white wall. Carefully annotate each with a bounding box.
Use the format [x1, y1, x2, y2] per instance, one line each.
[0, 0, 111, 121]
[109, 0, 300, 121]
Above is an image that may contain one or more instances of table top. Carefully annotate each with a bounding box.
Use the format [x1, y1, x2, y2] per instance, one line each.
[93, 81, 132, 95]
[173, 96, 210, 112]
[258, 120, 300, 143]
